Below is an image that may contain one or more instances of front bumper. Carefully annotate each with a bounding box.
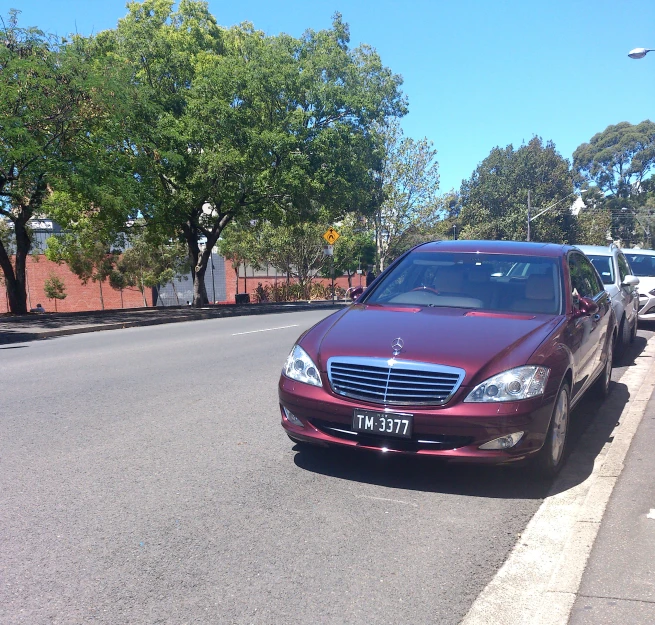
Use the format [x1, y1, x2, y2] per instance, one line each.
[638, 293, 655, 321]
[279, 376, 555, 464]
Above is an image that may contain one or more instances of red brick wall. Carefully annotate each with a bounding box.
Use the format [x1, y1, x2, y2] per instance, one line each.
[0, 256, 154, 313]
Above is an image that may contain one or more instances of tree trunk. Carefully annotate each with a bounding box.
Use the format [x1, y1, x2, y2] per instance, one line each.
[0, 222, 30, 314]
[98, 280, 105, 310]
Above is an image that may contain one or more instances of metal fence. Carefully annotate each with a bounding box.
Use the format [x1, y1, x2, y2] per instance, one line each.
[155, 252, 226, 306]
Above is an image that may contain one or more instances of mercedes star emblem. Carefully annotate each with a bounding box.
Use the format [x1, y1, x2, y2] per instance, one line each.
[391, 337, 404, 356]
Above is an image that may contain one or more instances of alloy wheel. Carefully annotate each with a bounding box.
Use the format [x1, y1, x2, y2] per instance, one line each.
[550, 389, 569, 466]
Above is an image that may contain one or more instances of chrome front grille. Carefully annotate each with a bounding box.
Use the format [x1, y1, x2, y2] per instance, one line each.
[327, 357, 465, 406]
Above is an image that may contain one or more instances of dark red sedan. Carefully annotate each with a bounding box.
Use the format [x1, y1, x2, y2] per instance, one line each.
[279, 241, 615, 476]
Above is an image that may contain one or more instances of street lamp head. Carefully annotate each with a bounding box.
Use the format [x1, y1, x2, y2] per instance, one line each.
[628, 47, 653, 59]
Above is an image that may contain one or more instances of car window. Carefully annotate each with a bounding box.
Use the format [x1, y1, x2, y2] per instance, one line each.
[569, 252, 604, 301]
[587, 255, 614, 285]
[365, 251, 562, 314]
[626, 253, 655, 277]
[617, 253, 631, 282]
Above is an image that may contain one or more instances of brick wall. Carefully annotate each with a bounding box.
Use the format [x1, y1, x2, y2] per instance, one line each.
[1, 255, 365, 313]
[0, 256, 153, 313]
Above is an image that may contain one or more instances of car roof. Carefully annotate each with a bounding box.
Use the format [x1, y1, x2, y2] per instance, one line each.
[574, 244, 617, 256]
[625, 248, 655, 256]
[415, 239, 573, 257]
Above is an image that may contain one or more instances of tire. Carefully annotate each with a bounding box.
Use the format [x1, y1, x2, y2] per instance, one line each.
[630, 315, 638, 343]
[532, 383, 570, 478]
[593, 335, 613, 399]
[613, 316, 629, 362]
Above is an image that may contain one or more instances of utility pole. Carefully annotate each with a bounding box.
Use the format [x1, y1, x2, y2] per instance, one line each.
[527, 190, 531, 242]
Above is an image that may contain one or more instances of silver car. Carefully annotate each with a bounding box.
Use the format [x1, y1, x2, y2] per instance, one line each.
[576, 244, 639, 358]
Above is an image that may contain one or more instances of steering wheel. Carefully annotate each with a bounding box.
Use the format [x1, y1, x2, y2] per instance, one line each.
[411, 286, 440, 296]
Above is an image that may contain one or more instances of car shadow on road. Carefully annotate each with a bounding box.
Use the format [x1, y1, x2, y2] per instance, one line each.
[293, 337, 648, 500]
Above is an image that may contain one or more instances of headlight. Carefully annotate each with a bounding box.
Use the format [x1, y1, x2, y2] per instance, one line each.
[649, 288, 655, 297]
[283, 345, 322, 387]
[464, 366, 550, 403]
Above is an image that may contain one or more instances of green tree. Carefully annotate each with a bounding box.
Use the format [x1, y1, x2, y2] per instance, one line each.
[100, 1, 405, 307]
[43, 274, 67, 311]
[45, 235, 116, 310]
[111, 233, 190, 306]
[573, 121, 655, 197]
[373, 120, 440, 272]
[217, 223, 261, 295]
[459, 137, 575, 242]
[0, 12, 117, 313]
[257, 221, 328, 299]
[330, 217, 376, 287]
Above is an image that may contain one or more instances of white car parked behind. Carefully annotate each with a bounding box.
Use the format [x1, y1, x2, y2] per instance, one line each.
[624, 249, 655, 322]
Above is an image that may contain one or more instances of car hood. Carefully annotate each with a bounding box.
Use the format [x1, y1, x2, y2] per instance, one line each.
[313, 304, 561, 386]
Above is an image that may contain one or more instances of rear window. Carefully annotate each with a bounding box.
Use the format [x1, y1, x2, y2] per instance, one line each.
[587, 255, 614, 285]
[365, 252, 562, 315]
[626, 253, 655, 277]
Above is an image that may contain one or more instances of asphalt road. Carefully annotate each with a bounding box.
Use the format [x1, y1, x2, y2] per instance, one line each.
[0, 311, 652, 625]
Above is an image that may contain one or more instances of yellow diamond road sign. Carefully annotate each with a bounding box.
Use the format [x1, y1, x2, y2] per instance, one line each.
[323, 227, 340, 245]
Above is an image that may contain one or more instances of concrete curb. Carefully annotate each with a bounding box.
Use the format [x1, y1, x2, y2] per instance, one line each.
[460, 336, 655, 625]
[0, 301, 347, 344]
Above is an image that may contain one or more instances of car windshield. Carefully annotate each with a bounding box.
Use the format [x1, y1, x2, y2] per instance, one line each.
[587, 255, 614, 285]
[626, 253, 655, 277]
[365, 251, 562, 314]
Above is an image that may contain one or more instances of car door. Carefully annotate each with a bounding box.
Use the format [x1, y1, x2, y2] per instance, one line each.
[617, 252, 638, 326]
[567, 252, 611, 398]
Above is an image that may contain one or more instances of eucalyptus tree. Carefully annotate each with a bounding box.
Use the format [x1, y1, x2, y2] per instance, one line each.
[104, 0, 405, 306]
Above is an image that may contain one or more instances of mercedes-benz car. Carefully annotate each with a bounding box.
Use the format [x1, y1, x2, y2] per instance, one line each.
[624, 249, 655, 321]
[279, 241, 616, 477]
[576, 244, 639, 358]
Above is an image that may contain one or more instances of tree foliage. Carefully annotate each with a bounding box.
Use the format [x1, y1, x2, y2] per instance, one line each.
[43, 274, 67, 311]
[372, 119, 440, 271]
[573, 121, 655, 197]
[0, 11, 119, 313]
[459, 137, 575, 243]
[98, 1, 406, 306]
[111, 232, 190, 306]
[45, 235, 116, 310]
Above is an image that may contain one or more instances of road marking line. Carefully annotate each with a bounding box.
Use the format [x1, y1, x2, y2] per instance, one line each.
[647, 510, 655, 520]
[232, 324, 299, 336]
[356, 495, 419, 507]
[461, 335, 655, 625]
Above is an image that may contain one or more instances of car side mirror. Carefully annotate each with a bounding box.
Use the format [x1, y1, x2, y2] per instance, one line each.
[622, 275, 639, 288]
[576, 296, 599, 317]
[348, 286, 364, 301]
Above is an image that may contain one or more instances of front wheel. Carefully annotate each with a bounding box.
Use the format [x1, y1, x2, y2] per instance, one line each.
[532, 383, 570, 478]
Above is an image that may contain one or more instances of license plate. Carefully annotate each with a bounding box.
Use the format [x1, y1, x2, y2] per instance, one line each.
[352, 409, 413, 439]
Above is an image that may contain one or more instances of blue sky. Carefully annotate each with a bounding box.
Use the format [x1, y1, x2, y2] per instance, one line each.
[6, 0, 655, 192]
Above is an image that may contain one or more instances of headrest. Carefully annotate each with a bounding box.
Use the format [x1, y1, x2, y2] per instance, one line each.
[434, 266, 464, 292]
[467, 265, 491, 283]
[525, 274, 555, 301]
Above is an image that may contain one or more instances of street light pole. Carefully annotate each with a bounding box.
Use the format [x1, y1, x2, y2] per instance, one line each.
[527, 190, 531, 242]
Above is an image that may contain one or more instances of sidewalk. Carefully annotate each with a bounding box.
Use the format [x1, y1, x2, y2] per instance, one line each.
[0, 300, 347, 345]
[568, 382, 655, 624]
